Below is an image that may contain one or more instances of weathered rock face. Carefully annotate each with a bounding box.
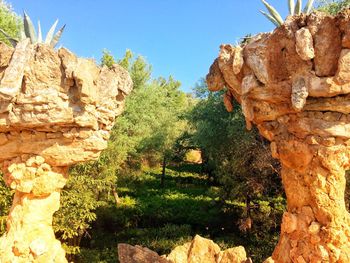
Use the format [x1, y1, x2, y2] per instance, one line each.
[118, 235, 249, 263]
[207, 10, 350, 263]
[0, 39, 132, 262]
[118, 244, 171, 263]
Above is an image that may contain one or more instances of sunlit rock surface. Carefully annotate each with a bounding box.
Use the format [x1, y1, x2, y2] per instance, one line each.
[0, 40, 132, 262]
[207, 10, 350, 263]
[118, 235, 248, 263]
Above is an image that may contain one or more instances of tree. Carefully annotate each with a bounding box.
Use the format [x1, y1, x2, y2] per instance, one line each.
[0, 0, 21, 46]
[316, 0, 350, 14]
[188, 79, 283, 233]
[101, 49, 116, 69]
[53, 49, 192, 258]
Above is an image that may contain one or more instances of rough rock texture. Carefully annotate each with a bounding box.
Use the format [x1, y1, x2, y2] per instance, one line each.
[118, 235, 249, 263]
[207, 10, 350, 263]
[0, 40, 132, 262]
[118, 244, 171, 263]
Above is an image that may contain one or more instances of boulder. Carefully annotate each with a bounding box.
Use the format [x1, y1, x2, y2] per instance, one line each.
[167, 242, 191, 263]
[187, 235, 220, 263]
[119, 235, 249, 263]
[118, 244, 171, 263]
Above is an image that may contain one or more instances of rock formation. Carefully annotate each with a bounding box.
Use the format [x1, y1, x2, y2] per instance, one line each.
[207, 10, 350, 263]
[118, 235, 249, 263]
[0, 39, 132, 262]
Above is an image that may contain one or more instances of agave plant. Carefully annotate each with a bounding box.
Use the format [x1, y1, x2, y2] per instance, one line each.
[0, 11, 65, 48]
[260, 0, 315, 27]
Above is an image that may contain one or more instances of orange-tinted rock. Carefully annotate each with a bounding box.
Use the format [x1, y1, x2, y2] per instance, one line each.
[335, 49, 350, 84]
[0, 40, 132, 263]
[167, 242, 191, 263]
[216, 246, 247, 263]
[119, 235, 248, 263]
[118, 244, 171, 263]
[295, 28, 315, 61]
[218, 45, 242, 93]
[223, 91, 234, 112]
[207, 11, 350, 262]
[307, 12, 342, 77]
[187, 235, 220, 263]
[337, 9, 350, 48]
[207, 58, 225, 92]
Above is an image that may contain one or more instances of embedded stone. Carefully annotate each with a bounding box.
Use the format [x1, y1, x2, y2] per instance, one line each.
[295, 28, 315, 61]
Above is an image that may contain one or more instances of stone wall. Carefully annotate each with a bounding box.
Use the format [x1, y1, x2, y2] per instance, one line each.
[207, 10, 350, 263]
[0, 39, 132, 262]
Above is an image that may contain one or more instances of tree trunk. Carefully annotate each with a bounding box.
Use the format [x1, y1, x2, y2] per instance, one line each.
[113, 186, 120, 206]
[161, 156, 166, 188]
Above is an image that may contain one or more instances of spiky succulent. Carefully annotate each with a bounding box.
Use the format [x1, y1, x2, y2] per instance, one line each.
[260, 0, 315, 27]
[0, 11, 65, 48]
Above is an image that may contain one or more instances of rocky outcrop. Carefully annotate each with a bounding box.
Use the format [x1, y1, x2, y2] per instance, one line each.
[118, 244, 171, 263]
[207, 10, 350, 263]
[0, 40, 132, 262]
[118, 235, 249, 263]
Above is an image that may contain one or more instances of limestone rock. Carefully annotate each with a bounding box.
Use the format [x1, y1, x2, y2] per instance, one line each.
[218, 45, 242, 93]
[0, 39, 31, 100]
[263, 257, 275, 263]
[0, 42, 14, 68]
[243, 34, 269, 84]
[241, 74, 259, 95]
[223, 92, 233, 112]
[232, 46, 244, 75]
[207, 10, 350, 263]
[291, 77, 308, 111]
[0, 40, 132, 263]
[337, 9, 350, 48]
[167, 242, 191, 263]
[118, 244, 171, 263]
[187, 235, 220, 263]
[0, 40, 132, 166]
[206, 58, 226, 92]
[307, 12, 342, 76]
[119, 235, 248, 263]
[216, 246, 247, 263]
[295, 28, 315, 61]
[335, 49, 350, 84]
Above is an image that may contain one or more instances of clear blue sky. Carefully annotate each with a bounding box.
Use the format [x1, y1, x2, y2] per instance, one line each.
[9, 0, 290, 92]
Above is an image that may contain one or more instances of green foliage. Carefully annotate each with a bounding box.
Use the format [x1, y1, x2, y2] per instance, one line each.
[316, 0, 350, 14]
[55, 49, 193, 258]
[77, 248, 117, 263]
[82, 165, 283, 262]
[260, 0, 315, 27]
[108, 50, 193, 168]
[0, 176, 13, 236]
[0, 10, 65, 47]
[261, 0, 284, 25]
[187, 80, 285, 260]
[0, 1, 21, 46]
[53, 153, 122, 259]
[87, 166, 219, 257]
[101, 49, 116, 69]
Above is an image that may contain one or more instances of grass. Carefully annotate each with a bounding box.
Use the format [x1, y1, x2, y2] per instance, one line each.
[77, 163, 284, 263]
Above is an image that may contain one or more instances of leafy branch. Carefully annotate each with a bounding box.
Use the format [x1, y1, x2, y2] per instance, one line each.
[0, 11, 65, 48]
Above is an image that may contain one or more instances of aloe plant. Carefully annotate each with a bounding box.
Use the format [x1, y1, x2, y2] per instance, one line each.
[0, 11, 65, 48]
[261, 0, 315, 27]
